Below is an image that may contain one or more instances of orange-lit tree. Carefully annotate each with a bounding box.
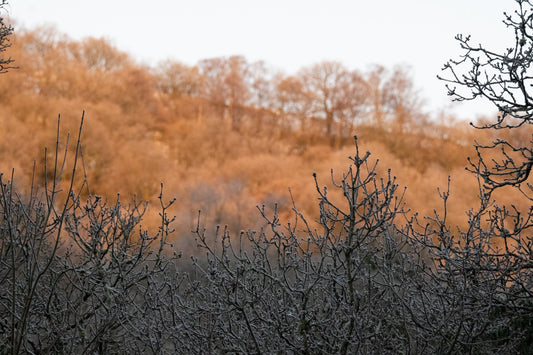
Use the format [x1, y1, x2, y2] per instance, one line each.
[298, 61, 367, 146]
[198, 56, 252, 130]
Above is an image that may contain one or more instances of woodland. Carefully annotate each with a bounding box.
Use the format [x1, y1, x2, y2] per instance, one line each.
[1, 0, 533, 353]
[0, 23, 519, 239]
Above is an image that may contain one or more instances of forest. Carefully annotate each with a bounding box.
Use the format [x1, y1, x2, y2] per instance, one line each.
[1, 0, 533, 353]
[0, 23, 518, 238]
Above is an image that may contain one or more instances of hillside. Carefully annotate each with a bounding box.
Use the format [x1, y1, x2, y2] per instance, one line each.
[0, 27, 524, 243]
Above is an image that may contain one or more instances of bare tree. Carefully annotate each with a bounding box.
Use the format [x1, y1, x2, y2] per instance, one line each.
[299, 61, 348, 145]
[299, 61, 368, 146]
[198, 56, 251, 130]
[155, 59, 202, 98]
[273, 74, 313, 132]
[434, 0, 533, 352]
[0, 0, 14, 73]
[440, 0, 533, 199]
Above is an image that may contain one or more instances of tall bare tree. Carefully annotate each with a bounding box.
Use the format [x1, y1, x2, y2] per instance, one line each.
[299, 61, 346, 144]
[273, 74, 313, 132]
[155, 59, 202, 98]
[383, 66, 424, 133]
[198, 55, 251, 130]
[299, 61, 367, 146]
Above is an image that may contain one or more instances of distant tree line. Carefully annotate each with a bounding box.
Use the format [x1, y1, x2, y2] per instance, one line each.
[156, 56, 424, 146]
[4, 23, 426, 147]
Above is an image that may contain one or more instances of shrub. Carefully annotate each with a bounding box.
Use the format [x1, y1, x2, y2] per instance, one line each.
[0, 114, 178, 353]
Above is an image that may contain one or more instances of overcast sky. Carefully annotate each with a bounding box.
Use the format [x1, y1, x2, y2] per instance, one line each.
[8, 0, 515, 120]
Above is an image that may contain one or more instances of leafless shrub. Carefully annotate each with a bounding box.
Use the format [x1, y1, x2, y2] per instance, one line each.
[162, 137, 436, 354]
[0, 114, 178, 354]
[0, 113, 531, 354]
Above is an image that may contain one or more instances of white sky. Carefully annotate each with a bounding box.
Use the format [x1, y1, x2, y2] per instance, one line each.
[7, 0, 515, 120]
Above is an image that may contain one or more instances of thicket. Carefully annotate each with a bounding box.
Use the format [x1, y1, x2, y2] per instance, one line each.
[1, 0, 533, 353]
[2, 118, 532, 353]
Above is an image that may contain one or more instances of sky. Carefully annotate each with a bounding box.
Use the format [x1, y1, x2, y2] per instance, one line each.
[7, 0, 515, 120]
